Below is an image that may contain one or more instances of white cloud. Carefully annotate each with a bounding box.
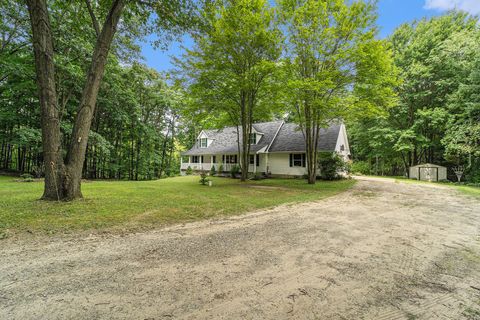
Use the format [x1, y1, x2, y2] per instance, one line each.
[424, 0, 480, 15]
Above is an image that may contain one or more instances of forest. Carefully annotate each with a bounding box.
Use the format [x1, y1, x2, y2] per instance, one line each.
[1, 0, 479, 192]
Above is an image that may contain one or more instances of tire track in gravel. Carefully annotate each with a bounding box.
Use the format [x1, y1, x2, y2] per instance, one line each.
[1, 177, 479, 320]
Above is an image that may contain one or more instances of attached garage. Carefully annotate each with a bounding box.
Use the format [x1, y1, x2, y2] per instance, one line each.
[409, 163, 447, 182]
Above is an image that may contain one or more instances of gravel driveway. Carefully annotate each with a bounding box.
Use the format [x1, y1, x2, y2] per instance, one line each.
[1, 177, 480, 319]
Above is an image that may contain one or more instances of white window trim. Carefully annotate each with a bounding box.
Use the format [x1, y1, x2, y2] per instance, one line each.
[200, 138, 208, 148]
[249, 133, 257, 145]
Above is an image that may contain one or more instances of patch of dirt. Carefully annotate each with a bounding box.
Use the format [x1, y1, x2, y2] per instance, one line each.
[1, 177, 479, 319]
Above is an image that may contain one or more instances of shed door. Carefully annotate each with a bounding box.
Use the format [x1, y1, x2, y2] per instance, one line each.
[420, 167, 438, 181]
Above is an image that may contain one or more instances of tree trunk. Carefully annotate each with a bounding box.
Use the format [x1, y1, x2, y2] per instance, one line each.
[27, 0, 64, 200]
[27, 0, 125, 200]
[302, 104, 318, 185]
[63, 0, 125, 199]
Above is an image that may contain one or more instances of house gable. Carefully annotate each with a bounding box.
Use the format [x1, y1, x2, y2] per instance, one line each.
[334, 124, 350, 158]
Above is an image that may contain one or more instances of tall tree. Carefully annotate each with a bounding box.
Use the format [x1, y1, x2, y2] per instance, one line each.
[26, 0, 197, 200]
[177, 0, 282, 181]
[442, 31, 480, 181]
[279, 0, 396, 184]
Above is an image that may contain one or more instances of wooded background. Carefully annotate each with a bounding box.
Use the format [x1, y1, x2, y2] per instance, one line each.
[1, 1, 479, 183]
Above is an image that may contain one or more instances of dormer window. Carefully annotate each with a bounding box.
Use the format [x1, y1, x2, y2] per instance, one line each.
[200, 138, 208, 148]
[249, 133, 256, 145]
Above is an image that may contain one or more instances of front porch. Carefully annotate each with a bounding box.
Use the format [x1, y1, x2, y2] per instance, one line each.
[180, 154, 264, 174]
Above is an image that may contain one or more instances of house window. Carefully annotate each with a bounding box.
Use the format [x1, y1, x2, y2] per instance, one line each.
[289, 153, 306, 167]
[225, 155, 237, 164]
[200, 138, 207, 148]
[212, 155, 216, 163]
[249, 133, 256, 145]
[249, 154, 260, 166]
[191, 156, 203, 163]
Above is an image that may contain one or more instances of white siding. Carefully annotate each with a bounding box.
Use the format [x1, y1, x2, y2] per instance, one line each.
[335, 124, 350, 161]
[268, 153, 307, 176]
[258, 153, 267, 173]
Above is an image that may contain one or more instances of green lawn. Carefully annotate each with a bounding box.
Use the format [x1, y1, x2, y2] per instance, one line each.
[0, 175, 355, 237]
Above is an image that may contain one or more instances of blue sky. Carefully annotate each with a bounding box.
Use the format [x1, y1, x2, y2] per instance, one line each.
[140, 0, 480, 73]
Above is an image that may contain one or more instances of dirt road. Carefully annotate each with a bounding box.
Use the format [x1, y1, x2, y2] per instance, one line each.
[1, 177, 479, 319]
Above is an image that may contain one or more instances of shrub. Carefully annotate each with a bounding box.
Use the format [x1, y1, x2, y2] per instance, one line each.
[230, 165, 240, 178]
[199, 171, 210, 185]
[465, 163, 480, 183]
[218, 164, 224, 174]
[210, 165, 216, 176]
[350, 160, 371, 175]
[318, 152, 346, 180]
[186, 166, 193, 175]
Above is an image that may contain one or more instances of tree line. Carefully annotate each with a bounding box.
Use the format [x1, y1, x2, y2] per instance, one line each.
[1, 0, 198, 196]
[1, 0, 478, 201]
[349, 12, 480, 183]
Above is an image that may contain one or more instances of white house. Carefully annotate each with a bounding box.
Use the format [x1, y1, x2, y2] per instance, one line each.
[180, 120, 350, 177]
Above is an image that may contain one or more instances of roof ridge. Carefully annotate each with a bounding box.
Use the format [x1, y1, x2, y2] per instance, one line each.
[206, 120, 284, 132]
[266, 120, 284, 153]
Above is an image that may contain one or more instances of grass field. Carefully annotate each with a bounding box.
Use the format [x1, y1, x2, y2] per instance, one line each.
[0, 175, 355, 237]
[364, 175, 480, 198]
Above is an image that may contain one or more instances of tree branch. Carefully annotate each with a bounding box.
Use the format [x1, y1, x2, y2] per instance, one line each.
[85, 0, 100, 37]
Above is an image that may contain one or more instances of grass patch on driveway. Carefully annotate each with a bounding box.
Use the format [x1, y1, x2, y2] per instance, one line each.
[360, 175, 480, 198]
[0, 175, 355, 237]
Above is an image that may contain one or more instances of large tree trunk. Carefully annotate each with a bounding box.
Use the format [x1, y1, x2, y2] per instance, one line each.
[301, 104, 319, 185]
[63, 0, 125, 199]
[27, 0, 125, 200]
[27, 0, 64, 200]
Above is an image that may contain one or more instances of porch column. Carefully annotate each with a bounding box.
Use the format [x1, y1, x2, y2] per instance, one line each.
[199, 154, 203, 170]
[264, 154, 267, 172]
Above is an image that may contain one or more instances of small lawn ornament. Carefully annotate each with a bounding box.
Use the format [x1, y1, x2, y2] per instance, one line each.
[452, 166, 464, 182]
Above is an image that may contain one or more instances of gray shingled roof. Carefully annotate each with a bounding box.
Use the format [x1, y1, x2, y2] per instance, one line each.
[181, 120, 341, 155]
[182, 121, 283, 155]
[268, 122, 341, 152]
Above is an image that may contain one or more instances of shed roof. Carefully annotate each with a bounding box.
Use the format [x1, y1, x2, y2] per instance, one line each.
[410, 163, 446, 168]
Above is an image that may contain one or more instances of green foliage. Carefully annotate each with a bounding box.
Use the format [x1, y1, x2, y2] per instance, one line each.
[218, 164, 224, 174]
[350, 161, 372, 175]
[186, 166, 193, 175]
[318, 153, 346, 180]
[210, 165, 216, 176]
[199, 171, 210, 185]
[278, 0, 397, 183]
[349, 13, 480, 182]
[0, 0, 200, 181]
[177, 0, 282, 180]
[230, 165, 240, 178]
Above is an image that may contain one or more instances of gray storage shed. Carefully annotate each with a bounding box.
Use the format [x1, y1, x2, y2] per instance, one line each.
[409, 163, 447, 182]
